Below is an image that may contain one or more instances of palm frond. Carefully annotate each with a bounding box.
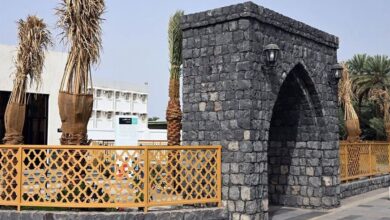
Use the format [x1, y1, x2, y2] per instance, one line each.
[347, 54, 369, 75]
[168, 10, 184, 80]
[57, 0, 105, 94]
[9, 15, 51, 104]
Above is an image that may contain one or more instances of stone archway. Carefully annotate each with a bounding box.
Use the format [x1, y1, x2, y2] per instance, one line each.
[268, 64, 325, 207]
[181, 2, 341, 219]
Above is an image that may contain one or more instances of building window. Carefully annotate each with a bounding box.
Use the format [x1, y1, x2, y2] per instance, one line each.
[96, 111, 102, 119]
[107, 111, 113, 119]
[106, 91, 113, 99]
[125, 93, 131, 100]
[115, 92, 120, 99]
[115, 112, 120, 116]
[141, 95, 147, 102]
[133, 94, 137, 101]
[96, 89, 102, 97]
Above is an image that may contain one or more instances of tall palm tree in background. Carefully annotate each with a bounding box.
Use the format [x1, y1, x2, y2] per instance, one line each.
[166, 11, 184, 146]
[339, 64, 361, 141]
[3, 16, 51, 144]
[349, 54, 390, 109]
[57, 0, 105, 145]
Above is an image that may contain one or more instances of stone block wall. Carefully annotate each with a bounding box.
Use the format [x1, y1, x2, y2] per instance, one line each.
[340, 175, 390, 199]
[181, 2, 340, 219]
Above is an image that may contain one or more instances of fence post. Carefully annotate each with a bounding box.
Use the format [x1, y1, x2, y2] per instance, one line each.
[369, 144, 373, 178]
[217, 146, 222, 207]
[17, 146, 23, 211]
[388, 144, 390, 173]
[343, 144, 348, 181]
[143, 147, 149, 213]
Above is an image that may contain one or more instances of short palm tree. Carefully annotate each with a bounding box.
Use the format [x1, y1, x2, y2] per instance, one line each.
[338, 64, 361, 141]
[57, 0, 105, 145]
[3, 16, 51, 144]
[166, 11, 184, 146]
[349, 54, 390, 108]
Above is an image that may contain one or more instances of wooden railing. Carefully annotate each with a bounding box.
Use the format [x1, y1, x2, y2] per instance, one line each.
[138, 140, 168, 146]
[90, 140, 169, 146]
[340, 141, 390, 181]
[90, 140, 115, 146]
[0, 145, 221, 211]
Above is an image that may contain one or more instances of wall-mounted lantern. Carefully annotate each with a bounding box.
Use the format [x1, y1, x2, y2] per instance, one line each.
[263, 44, 280, 67]
[331, 63, 343, 82]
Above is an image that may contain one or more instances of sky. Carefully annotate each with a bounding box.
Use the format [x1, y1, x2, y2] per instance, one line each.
[0, 1, 389, 119]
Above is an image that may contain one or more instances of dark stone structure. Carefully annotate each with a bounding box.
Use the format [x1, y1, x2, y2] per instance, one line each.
[181, 2, 340, 219]
[340, 175, 390, 199]
[0, 208, 228, 220]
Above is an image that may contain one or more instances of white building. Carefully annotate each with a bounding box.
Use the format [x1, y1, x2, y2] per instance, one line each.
[87, 80, 149, 141]
[0, 44, 165, 145]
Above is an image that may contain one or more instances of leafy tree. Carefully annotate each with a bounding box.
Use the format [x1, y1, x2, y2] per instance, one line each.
[349, 54, 390, 109]
[340, 54, 390, 140]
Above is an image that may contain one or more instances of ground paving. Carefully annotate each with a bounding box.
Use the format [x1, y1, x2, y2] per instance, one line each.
[270, 188, 390, 220]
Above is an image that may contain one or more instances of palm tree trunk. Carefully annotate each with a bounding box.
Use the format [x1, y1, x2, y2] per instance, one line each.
[166, 78, 182, 146]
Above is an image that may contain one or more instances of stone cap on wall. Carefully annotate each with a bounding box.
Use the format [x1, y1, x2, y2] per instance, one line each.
[182, 1, 339, 49]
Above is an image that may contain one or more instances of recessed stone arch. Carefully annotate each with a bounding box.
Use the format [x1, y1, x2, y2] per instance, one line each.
[268, 63, 326, 207]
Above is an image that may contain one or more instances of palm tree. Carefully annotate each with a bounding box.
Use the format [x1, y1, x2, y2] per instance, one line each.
[349, 55, 390, 109]
[3, 16, 51, 144]
[166, 11, 184, 146]
[347, 54, 369, 75]
[338, 63, 361, 141]
[369, 88, 390, 140]
[56, 0, 105, 145]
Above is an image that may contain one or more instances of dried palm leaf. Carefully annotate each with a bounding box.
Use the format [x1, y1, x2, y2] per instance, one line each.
[339, 63, 361, 141]
[338, 63, 358, 120]
[369, 88, 390, 123]
[57, 0, 105, 94]
[56, 0, 105, 145]
[9, 16, 51, 105]
[4, 15, 51, 144]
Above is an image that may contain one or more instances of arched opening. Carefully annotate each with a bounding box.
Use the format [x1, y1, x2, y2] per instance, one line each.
[268, 64, 324, 207]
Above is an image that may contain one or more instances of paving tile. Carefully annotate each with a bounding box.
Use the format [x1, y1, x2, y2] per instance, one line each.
[336, 215, 362, 220]
[284, 212, 326, 220]
[357, 205, 373, 208]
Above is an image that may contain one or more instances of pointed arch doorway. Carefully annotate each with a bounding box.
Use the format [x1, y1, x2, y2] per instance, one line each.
[268, 64, 326, 207]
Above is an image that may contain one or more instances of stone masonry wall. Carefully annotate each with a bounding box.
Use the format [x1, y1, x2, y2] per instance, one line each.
[181, 2, 340, 219]
[340, 175, 390, 199]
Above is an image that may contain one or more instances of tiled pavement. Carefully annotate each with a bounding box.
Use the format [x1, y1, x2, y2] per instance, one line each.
[270, 188, 390, 220]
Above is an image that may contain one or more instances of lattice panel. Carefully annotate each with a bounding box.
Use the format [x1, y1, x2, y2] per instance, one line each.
[0, 148, 19, 205]
[148, 149, 218, 204]
[340, 142, 390, 181]
[21, 148, 145, 207]
[347, 144, 370, 178]
[0, 145, 221, 210]
[371, 144, 389, 174]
